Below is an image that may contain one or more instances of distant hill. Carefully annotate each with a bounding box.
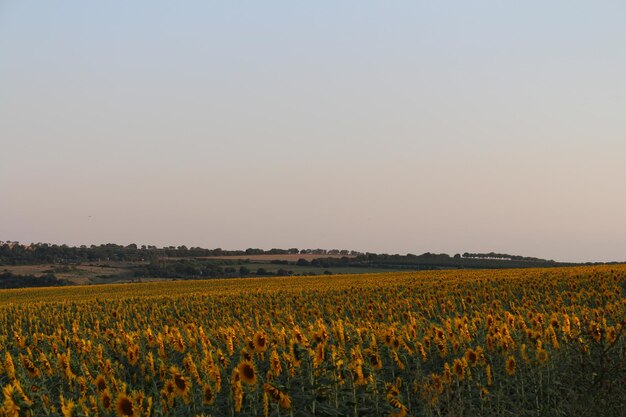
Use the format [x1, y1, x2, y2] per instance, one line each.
[1, 241, 620, 289]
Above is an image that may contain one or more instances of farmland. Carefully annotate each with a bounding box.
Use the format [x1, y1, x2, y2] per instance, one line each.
[1, 243, 583, 289]
[0, 266, 624, 416]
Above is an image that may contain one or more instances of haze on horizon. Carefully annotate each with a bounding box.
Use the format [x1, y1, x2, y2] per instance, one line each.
[1, 1, 625, 263]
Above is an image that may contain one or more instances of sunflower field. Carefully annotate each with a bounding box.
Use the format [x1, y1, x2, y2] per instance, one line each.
[0, 266, 624, 417]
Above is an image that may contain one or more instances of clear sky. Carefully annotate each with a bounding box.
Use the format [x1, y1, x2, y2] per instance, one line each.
[1, 1, 625, 262]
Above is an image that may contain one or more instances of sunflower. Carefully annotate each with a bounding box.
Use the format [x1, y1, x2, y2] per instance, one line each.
[452, 358, 465, 380]
[39, 352, 53, 376]
[94, 374, 107, 392]
[536, 348, 549, 364]
[237, 360, 257, 385]
[232, 379, 243, 412]
[436, 340, 448, 357]
[100, 389, 113, 411]
[365, 349, 382, 370]
[127, 345, 139, 366]
[416, 343, 427, 361]
[290, 343, 303, 367]
[388, 397, 408, 417]
[241, 348, 253, 362]
[5, 352, 16, 379]
[293, 327, 307, 346]
[263, 392, 270, 417]
[162, 380, 176, 399]
[2, 385, 20, 417]
[174, 336, 186, 353]
[264, 383, 282, 402]
[253, 331, 268, 353]
[278, 392, 291, 410]
[465, 349, 478, 366]
[183, 353, 201, 384]
[385, 383, 400, 399]
[172, 370, 191, 396]
[270, 349, 282, 376]
[391, 350, 405, 371]
[606, 327, 617, 344]
[216, 349, 228, 367]
[431, 374, 444, 394]
[391, 337, 401, 351]
[313, 343, 325, 368]
[209, 364, 222, 392]
[313, 326, 329, 344]
[61, 398, 75, 417]
[435, 328, 445, 340]
[225, 336, 234, 355]
[442, 363, 452, 385]
[115, 393, 135, 417]
[131, 391, 145, 412]
[77, 376, 88, 396]
[145, 327, 156, 347]
[58, 352, 72, 378]
[88, 395, 98, 415]
[202, 384, 214, 405]
[351, 361, 367, 386]
[21, 356, 41, 378]
[145, 352, 155, 375]
[14, 333, 26, 349]
[520, 344, 530, 363]
[505, 356, 516, 376]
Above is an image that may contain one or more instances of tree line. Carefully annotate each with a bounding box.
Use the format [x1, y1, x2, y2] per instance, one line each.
[0, 242, 362, 265]
[0, 272, 68, 289]
[2, 241, 613, 273]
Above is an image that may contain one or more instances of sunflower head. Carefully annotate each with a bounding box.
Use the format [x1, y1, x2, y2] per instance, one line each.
[163, 380, 176, 398]
[127, 345, 139, 366]
[21, 355, 41, 378]
[202, 384, 214, 405]
[172, 372, 190, 396]
[505, 356, 516, 376]
[453, 359, 465, 380]
[465, 349, 478, 366]
[237, 361, 257, 385]
[391, 338, 401, 351]
[115, 393, 135, 417]
[94, 375, 107, 392]
[606, 327, 617, 344]
[240, 348, 253, 362]
[278, 392, 291, 410]
[264, 383, 282, 402]
[431, 374, 443, 394]
[61, 398, 75, 417]
[270, 349, 282, 375]
[253, 331, 268, 353]
[536, 347, 548, 363]
[100, 389, 113, 411]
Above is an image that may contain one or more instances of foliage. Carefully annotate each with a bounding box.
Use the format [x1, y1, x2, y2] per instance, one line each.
[0, 242, 360, 266]
[0, 272, 67, 289]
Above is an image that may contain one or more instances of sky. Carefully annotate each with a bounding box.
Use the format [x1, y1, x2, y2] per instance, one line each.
[1, 1, 625, 262]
